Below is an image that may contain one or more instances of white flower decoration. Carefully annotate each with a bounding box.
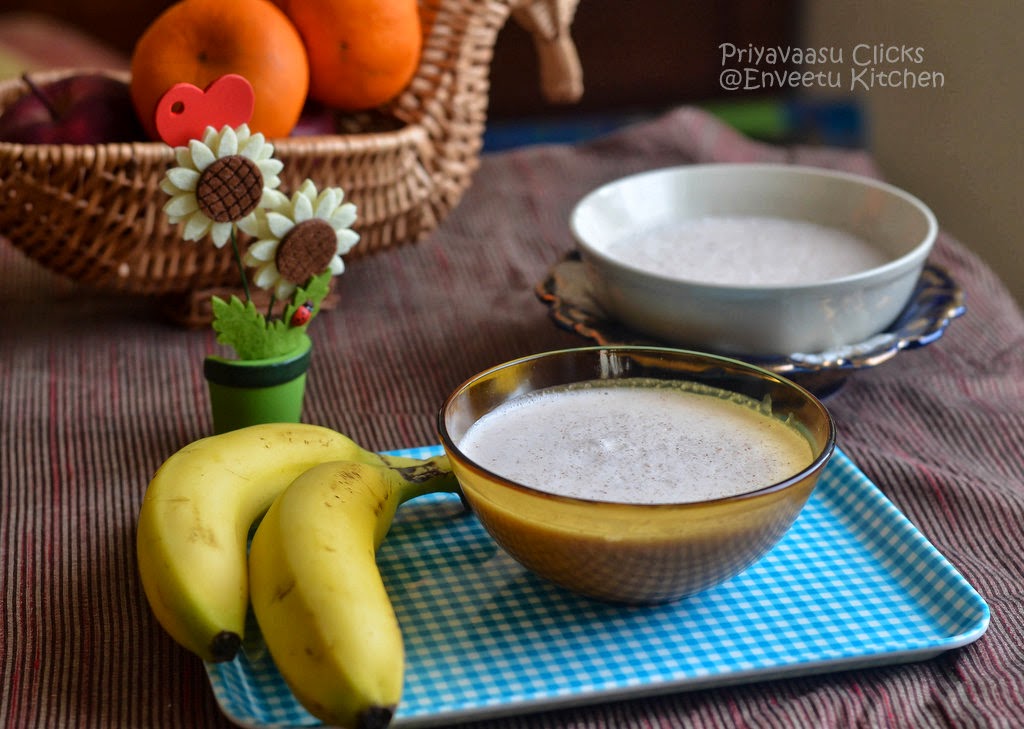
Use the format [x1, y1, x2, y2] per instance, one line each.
[238, 179, 359, 299]
[160, 124, 283, 248]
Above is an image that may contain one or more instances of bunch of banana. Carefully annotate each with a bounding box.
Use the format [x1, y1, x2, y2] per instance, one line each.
[136, 422, 441, 663]
[248, 458, 458, 729]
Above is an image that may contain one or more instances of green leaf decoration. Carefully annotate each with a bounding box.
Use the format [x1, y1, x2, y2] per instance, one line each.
[210, 296, 272, 361]
[282, 272, 332, 327]
[210, 272, 335, 361]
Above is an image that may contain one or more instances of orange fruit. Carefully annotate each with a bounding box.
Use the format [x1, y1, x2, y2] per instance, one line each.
[283, 0, 422, 111]
[130, 0, 309, 140]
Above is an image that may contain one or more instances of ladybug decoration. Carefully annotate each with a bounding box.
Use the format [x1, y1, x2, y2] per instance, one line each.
[290, 301, 315, 327]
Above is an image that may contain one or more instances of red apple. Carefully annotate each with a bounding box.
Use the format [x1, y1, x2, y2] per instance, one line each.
[0, 73, 146, 144]
[290, 100, 339, 137]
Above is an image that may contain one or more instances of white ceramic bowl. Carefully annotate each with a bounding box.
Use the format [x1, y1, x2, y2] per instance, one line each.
[569, 163, 938, 356]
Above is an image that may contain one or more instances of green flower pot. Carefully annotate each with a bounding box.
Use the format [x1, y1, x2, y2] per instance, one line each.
[203, 335, 312, 434]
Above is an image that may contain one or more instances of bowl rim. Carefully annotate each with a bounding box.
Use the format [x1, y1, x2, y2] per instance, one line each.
[437, 345, 837, 510]
[569, 162, 939, 294]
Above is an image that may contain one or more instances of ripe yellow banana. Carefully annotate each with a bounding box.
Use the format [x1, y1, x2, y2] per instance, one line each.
[136, 422, 430, 663]
[248, 458, 459, 729]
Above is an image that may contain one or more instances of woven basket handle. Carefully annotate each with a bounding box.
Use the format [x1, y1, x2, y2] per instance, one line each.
[511, 0, 583, 104]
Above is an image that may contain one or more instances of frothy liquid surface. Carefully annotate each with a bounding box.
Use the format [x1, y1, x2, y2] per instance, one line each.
[458, 380, 815, 504]
[606, 215, 889, 286]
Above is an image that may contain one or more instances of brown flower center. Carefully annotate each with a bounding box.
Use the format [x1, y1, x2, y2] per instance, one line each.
[276, 218, 337, 283]
[195, 155, 263, 223]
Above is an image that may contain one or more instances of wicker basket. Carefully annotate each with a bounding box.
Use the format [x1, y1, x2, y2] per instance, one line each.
[0, 0, 581, 325]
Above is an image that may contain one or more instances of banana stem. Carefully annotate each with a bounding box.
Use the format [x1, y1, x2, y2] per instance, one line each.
[394, 456, 462, 504]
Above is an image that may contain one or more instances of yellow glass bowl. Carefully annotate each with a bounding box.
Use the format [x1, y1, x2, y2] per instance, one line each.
[437, 346, 836, 604]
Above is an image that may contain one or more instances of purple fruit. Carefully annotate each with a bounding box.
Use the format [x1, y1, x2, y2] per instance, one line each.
[0, 73, 146, 144]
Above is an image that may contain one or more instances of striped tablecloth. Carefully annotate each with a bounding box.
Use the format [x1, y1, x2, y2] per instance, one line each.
[2, 107, 1023, 728]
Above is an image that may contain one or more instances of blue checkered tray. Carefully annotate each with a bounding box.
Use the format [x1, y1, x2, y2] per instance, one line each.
[206, 446, 989, 728]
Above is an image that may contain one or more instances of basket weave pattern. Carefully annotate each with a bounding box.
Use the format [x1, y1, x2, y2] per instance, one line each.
[0, 0, 581, 324]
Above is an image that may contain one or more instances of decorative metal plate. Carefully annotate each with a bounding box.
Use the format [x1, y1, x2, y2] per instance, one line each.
[536, 252, 966, 397]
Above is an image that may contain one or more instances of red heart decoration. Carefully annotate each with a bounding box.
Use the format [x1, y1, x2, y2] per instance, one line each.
[154, 74, 256, 147]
